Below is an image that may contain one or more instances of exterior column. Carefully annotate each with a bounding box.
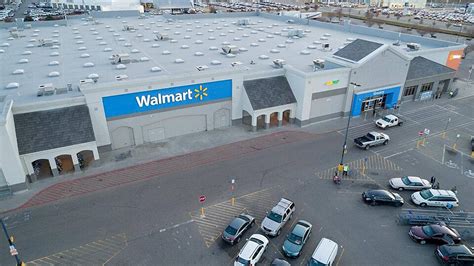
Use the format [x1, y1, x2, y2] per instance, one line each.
[278, 112, 283, 127]
[413, 84, 422, 101]
[71, 154, 81, 172]
[251, 115, 257, 132]
[264, 114, 270, 129]
[289, 110, 295, 124]
[49, 157, 59, 176]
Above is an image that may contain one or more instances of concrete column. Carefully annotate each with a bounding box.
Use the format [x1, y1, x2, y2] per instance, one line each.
[251, 115, 257, 132]
[133, 126, 144, 146]
[264, 114, 270, 129]
[278, 112, 283, 127]
[413, 84, 422, 101]
[444, 79, 452, 93]
[71, 155, 81, 172]
[48, 157, 59, 177]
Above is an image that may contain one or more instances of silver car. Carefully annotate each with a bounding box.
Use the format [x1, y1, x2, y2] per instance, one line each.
[222, 213, 255, 245]
[261, 198, 295, 237]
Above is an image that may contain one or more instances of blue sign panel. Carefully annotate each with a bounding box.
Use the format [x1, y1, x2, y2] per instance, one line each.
[351, 86, 401, 116]
[102, 80, 232, 119]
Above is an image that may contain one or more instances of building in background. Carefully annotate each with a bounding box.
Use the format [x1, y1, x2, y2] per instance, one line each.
[51, 0, 144, 12]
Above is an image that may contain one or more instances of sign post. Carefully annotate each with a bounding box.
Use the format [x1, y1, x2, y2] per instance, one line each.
[231, 179, 235, 206]
[417, 131, 424, 148]
[453, 134, 460, 150]
[442, 118, 451, 139]
[423, 128, 430, 146]
[199, 195, 206, 217]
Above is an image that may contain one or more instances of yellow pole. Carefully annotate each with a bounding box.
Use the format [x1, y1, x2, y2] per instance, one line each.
[416, 140, 420, 148]
[442, 131, 446, 139]
[231, 197, 235, 206]
[453, 143, 457, 150]
[201, 207, 205, 217]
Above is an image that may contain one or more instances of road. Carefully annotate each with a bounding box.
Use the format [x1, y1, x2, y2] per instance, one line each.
[1, 91, 473, 265]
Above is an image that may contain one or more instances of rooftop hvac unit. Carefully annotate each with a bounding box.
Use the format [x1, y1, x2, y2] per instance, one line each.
[38, 39, 54, 47]
[196, 65, 209, 71]
[287, 29, 304, 38]
[272, 59, 286, 68]
[123, 25, 135, 31]
[322, 43, 330, 49]
[38, 83, 55, 96]
[79, 79, 95, 86]
[154, 33, 169, 41]
[111, 54, 131, 65]
[313, 59, 325, 71]
[406, 43, 420, 51]
[115, 74, 128, 81]
[237, 19, 250, 26]
[222, 45, 238, 54]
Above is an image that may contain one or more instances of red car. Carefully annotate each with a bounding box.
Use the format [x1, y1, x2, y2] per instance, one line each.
[409, 223, 461, 245]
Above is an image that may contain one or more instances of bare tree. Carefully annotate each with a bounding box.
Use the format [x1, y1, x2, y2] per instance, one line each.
[209, 5, 216, 13]
[335, 8, 343, 21]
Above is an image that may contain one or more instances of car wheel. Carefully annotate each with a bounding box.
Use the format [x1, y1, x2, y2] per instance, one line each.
[250, 220, 255, 227]
[277, 229, 281, 236]
[289, 213, 293, 220]
[395, 202, 403, 207]
[419, 240, 426, 245]
[365, 145, 370, 150]
[236, 237, 241, 243]
[383, 140, 388, 145]
[370, 200, 377, 206]
[420, 203, 427, 207]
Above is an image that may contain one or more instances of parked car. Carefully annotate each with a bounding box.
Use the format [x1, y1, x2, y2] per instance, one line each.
[389, 176, 431, 191]
[435, 244, 474, 265]
[409, 223, 461, 245]
[308, 238, 338, 266]
[261, 198, 295, 237]
[362, 189, 404, 207]
[375, 114, 403, 129]
[470, 136, 474, 152]
[234, 234, 269, 266]
[411, 189, 459, 208]
[354, 132, 390, 150]
[222, 213, 255, 245]
[282, 220, 312, 258]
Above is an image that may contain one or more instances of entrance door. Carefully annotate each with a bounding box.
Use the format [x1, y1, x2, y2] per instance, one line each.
[111, 127, 135, 150]
[214, 108, 230, 129]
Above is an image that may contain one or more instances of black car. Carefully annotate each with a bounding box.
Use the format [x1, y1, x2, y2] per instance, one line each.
[435, 244, 474, 265]
[222, 213, 255, 245]
[362, 190, 404, 207]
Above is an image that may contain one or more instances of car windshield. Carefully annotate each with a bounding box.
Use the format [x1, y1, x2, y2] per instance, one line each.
[382, 116, 391, 122]
[401, 176, 411, 185]
[267, 211, 282, 223]
[422, 225, 434, 236]
[309, 258, 326, 266]
[236, 256, 250, 265]
[287, 233, 302, 245]
[420, 190, 433, 199]
[225, 225, 237, 235]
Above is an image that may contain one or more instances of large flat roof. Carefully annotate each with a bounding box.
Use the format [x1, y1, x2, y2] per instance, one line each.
[0, 12, 461, 106]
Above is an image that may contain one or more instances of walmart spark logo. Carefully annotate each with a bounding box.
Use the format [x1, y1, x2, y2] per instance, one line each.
[194, 85, 208, 101]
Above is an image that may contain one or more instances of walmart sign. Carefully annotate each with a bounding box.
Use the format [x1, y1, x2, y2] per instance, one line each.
[102, 80, 232, 119]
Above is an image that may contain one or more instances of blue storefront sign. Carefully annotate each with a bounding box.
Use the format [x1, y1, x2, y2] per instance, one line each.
[351, 86, 401, 116]
[102, 79, 232, 119]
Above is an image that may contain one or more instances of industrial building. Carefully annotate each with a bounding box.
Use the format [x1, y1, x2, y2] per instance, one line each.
[0, 11, 465, 192]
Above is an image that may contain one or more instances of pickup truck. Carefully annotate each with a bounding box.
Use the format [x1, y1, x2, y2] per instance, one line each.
[354, 132, 390, 150]
[375, 114, 403, 129]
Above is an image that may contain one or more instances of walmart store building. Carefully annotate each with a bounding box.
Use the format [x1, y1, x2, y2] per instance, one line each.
[0, 11, 465, 192]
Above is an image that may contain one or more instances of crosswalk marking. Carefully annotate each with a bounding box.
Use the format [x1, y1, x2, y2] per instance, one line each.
[190, 188, 275, 248]
[316, 154, 402, 180]
[28, 233, 127, 266]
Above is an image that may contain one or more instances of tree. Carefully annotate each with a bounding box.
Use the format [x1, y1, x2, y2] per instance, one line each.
[3, 16, 14, 22]
[24, 15, 33, 21]
[365, 11, 375, 27]
[336, 8, 343, 21]
[304, 5, 310, 11]
[209, 5, 216, 13]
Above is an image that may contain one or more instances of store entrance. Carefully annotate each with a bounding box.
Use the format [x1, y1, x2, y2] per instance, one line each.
[360, 95, 386, 113]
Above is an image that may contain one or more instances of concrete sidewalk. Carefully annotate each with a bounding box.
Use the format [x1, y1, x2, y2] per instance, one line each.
[1, 79, 472, 214]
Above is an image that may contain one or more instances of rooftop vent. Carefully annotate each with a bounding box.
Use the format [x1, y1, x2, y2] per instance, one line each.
[83, 62, 95, 67]
[231, 61, 243, 67]
[22, 50, 32, 55]
[209, 46, 218, 51]
[152, 44, 160, 48]
[123, 25, 135, 31]
[196, 65, 209, 71]
[194, 52, 204, 56]
[26, 44, 35, 48]
[208, 36, 216, 40]
[323, 33, 331, 37]
[162, 50, 171, 55]
[307, 45, 317, 49]
[181, 45, 189, 49]
[51, 45, 60, 49]
[78, 47, 87, 51]
[277, 44, 286, 48]
[87, 73, 99, 82]
[80, 53, 90, 58]
[48, 71, 60, 77]
[49, 61, 59, 66]
[140, 57, 149, 62]
[211, 60, 221, 65]
[250, 43, 259, 47]
[99, 41, 107, 45]
[407, 43, 420, 51]
[300, 50, 310, 55]
[175, 59, 184, 64]
[38, 39, 53, 47]
[155, 33, 170, 41]
[270, 49, 280, 53]
[259, 55, 269, 60]
[131, 49, 139, 53]
[322, 43, 330, 49]
[313, 59, 325, 71]
[116, 64, 127, 70]
[285, 39, 294, 44]
[18, 58, 29, 64]
[104, 48, 112, 52]
[151, 67, 162, 72]
[76, 40, 84, 44]
[238, 19, 250, 26]
[79, 79, 95, 87]
[272, 59, 285, 68]
[6, 82, 19, 89]
[0, 49, 4, 53]
[12, 69, 24, 75]
[320, 37, 328, 40]
[96, 36, 103, 40]
[111, 54, 131, 64]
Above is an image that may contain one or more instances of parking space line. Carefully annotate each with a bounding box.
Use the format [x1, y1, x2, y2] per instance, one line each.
[336, 245, 344, 266]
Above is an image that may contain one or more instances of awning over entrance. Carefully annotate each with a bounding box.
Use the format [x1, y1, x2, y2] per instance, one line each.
[243, 76, 296, 111]
[14, 105, 95, 155]
[406, 56, 456, 81]
[242, 76, 297, 131]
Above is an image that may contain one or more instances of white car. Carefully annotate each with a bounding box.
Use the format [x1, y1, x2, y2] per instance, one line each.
[389, 176, 431, 191]
[234, 234, 269, 266]
[411, 189, 459, 208]
[375, 114, 403, 129]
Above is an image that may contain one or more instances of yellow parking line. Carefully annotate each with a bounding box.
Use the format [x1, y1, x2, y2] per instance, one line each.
[336, 245, 344, 266]
[59, 250, 91, 264]
[97, 239, 124, 250]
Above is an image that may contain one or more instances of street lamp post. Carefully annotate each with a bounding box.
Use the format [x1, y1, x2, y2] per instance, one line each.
[339, 82, 361, 171]
[442, 117, 451, 139]
[1, 219, 24, 266]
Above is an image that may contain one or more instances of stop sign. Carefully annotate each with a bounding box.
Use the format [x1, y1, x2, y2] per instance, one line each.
[199, 195, 206, 203]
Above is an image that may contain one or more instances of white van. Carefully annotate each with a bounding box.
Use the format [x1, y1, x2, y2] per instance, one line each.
[308, 238, 338, 266]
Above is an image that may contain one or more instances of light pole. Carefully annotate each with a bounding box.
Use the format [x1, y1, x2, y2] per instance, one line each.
[1, 219, 24, 266]
[339, 82, 361, 171]
[442, 117, 451, 139]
